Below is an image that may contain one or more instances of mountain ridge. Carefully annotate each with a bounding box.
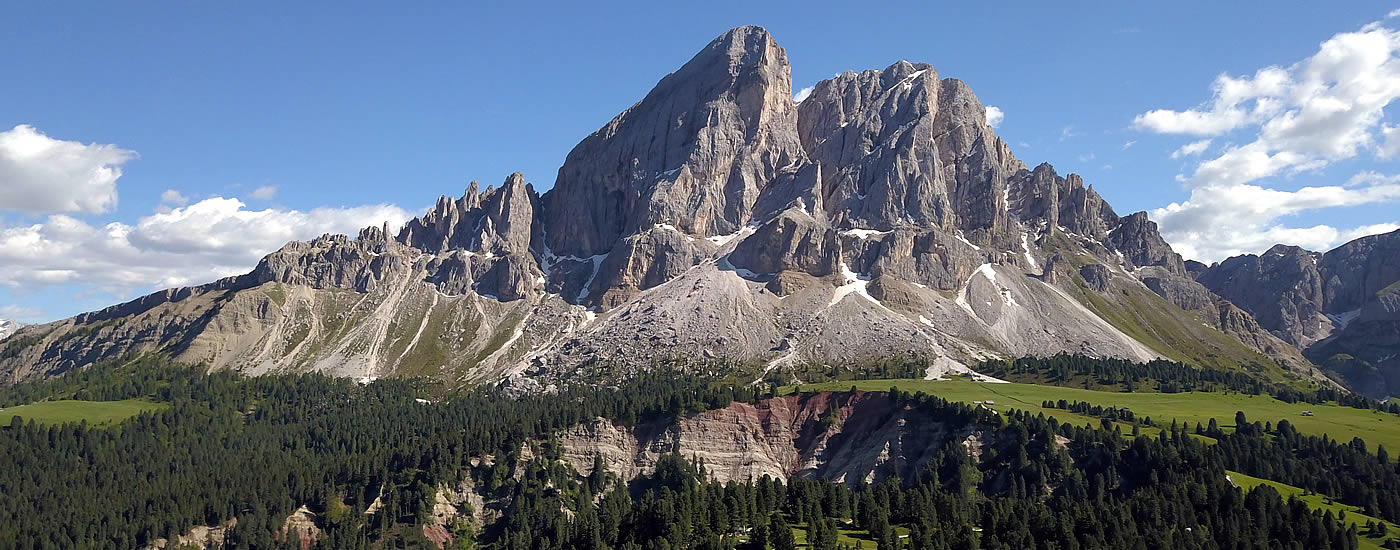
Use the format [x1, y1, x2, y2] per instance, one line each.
[1195, 229, 1400, 397]
[0, 26, 1340, 389]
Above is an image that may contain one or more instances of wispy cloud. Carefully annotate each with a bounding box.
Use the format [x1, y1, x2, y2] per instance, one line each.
[251, 185, 278, 200]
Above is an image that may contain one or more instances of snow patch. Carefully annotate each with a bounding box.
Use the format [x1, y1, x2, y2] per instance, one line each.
[955, 232, 982, 251]
[1326, 309, 1362, 332]
[575, 254, 607, 302]
[707, 225, 755, 247]
[1021, 233, 1036, 269]
[841, 228, 890, 240]
[829, 263, 875, 306]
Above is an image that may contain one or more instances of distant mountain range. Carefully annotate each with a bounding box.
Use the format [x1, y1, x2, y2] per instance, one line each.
[0, 319, 21, 341]
[1, 26, 1395, 396]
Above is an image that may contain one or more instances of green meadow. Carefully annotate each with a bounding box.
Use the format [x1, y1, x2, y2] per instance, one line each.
[0, 398, 167, 427]
[786, 378, 1400, 454]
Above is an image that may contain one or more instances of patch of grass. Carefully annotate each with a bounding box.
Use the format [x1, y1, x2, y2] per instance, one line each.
[785, 378, 1400, 454]
[395, 301, 455, 378]
[263, 283, 287, 307]
[790, 520, 909, 548]
[1075, 282, 1285, 381]
[0, 398, 167, 427]
[1229, 471, 1400, 550]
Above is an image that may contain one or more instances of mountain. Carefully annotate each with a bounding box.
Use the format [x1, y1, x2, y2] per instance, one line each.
[0, 26, 1333, 388]
[1195, 230, 1400, 398]
[0, 319, 20, 341]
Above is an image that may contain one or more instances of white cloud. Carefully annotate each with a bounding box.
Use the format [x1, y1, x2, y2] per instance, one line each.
[1390, 8, 1400, 18]
[1102, 164, 1113, 171]
[0, 304, 42, 323]
[160, 189, 188, 206]
[0, 125, 136, 215]
[1138, 18, 1400, 261]
[1169, 138, 1213, 159]
[1059, 126, 1082, 141]
[1078, 152, 1096, 162]
[1151, 176, 1400, 261]
[793, 86, 814, 103]
[985, 105, 1004, 128]
[1122, 140, 1137, 150]
[0, 197, 413, 295]
[251, 185, 278, 200]
[1132, 66, 1290, 136]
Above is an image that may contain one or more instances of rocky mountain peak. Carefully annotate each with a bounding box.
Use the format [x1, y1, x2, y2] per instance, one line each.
[796, 57, 1021, 242]
[0, 319, 21, 341]
[0, 25, 1347, 393]
[398, 172, 540, 256]
[542, 25, 802, 260]
[1107, 211, 1186, 275]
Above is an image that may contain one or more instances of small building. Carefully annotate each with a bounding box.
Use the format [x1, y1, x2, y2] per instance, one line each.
[1301, 410, 1315, 417]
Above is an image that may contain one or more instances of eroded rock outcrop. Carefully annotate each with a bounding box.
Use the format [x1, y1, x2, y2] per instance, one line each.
[557, 392, 983, 485]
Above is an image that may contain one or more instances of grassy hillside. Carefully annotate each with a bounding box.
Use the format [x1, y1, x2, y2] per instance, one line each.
[1229, 471, 1400, 550]
[786, 378, 1400, 454]
[1040, 232, 1293, 382]
[0, 398, 167, 427]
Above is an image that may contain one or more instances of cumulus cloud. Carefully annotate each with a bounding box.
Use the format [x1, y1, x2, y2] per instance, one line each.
[793, 86, 814, 103]
[985, 106, 1004, 128]
[251, 185, 278, 200]
[0, 198, 414, 294]
[1151, 177, 1400, 261]
[0, 125, 135, 215]
[1136, 18, 1400, 261]
[160, 189, 188, 206]
[1169, 139, 1213, 159]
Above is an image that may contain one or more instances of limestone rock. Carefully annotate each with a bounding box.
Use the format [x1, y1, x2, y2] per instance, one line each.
[542, 26, 803, 258]
[1108, 211, 1186, 275]
[1079, 264, 1110, 292]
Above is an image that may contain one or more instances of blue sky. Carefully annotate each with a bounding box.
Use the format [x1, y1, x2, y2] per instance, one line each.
[4, 1, 1400, 323]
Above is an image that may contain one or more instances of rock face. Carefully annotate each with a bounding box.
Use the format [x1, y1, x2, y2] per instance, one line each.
[543, 25, 803, 306]
[1197, 230, 1400, 397]
[557, 392, 983, 485]
[797, 61, 1023, 242]
[0, 26, 1340, 390]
